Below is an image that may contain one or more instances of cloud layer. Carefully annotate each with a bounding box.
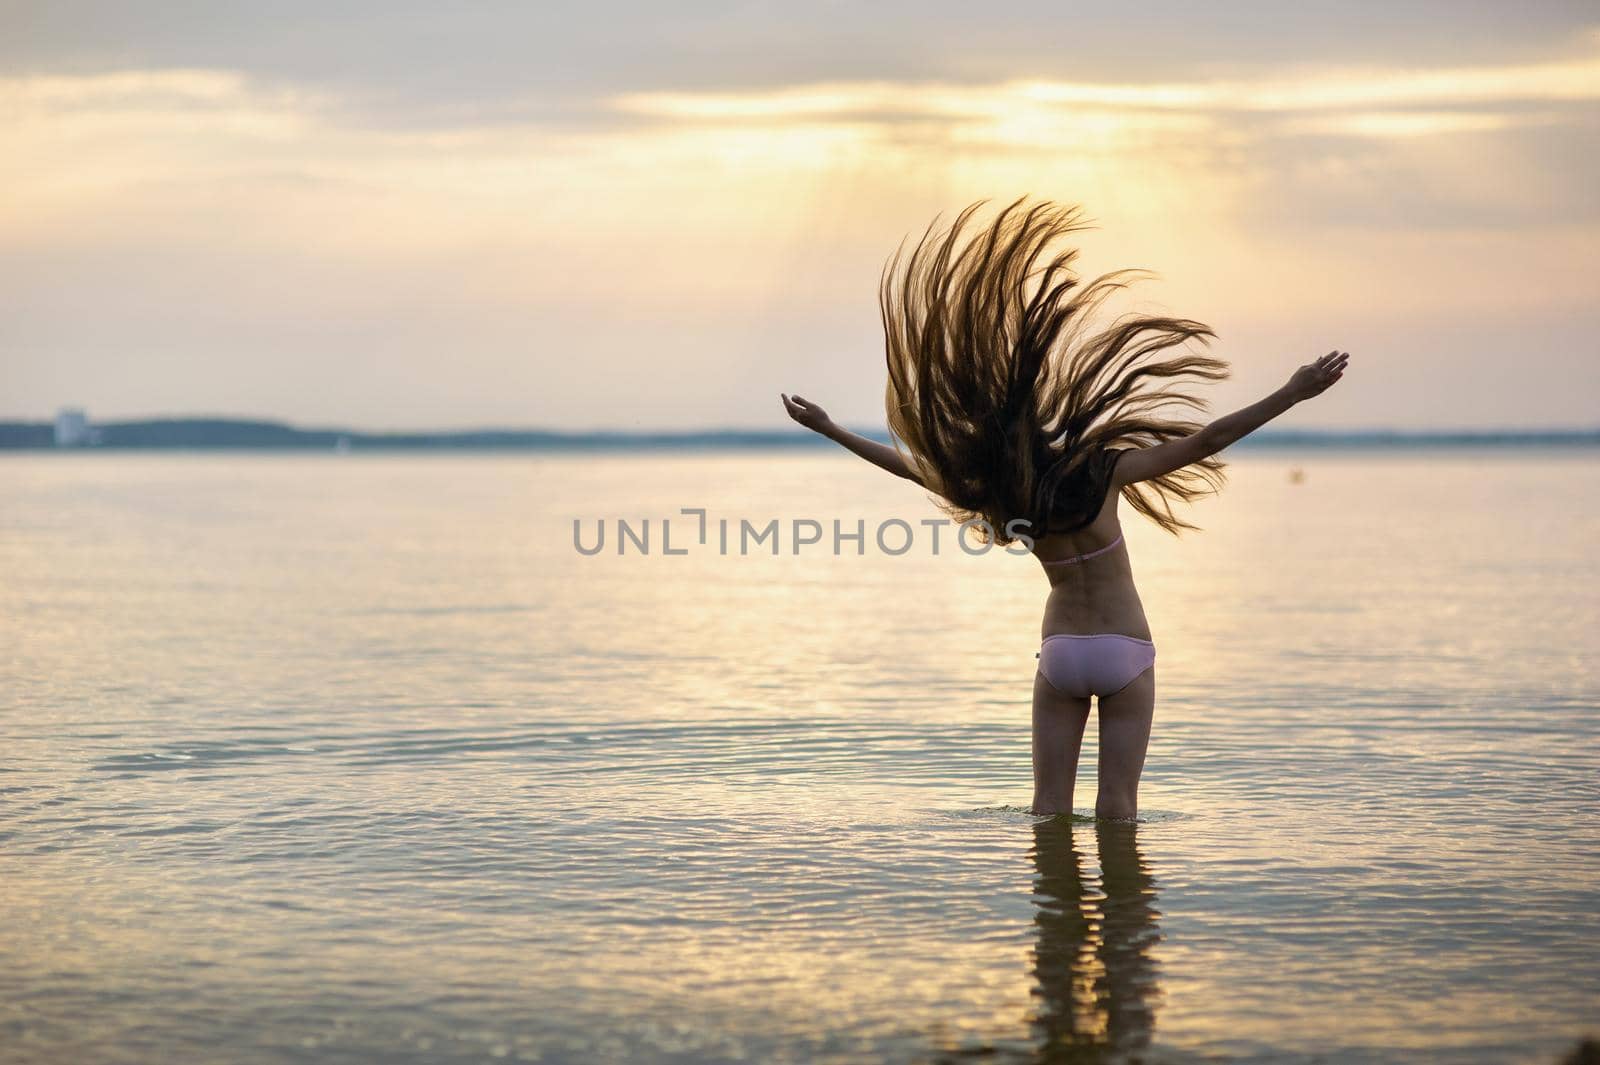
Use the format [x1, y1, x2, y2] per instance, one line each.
[2, 6, 1596, 429]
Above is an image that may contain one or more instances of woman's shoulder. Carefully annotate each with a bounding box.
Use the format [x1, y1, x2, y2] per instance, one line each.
[1100, 444, 1137, 490]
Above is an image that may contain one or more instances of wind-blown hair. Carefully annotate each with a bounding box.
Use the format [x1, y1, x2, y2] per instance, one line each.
[880, 196, 1230, 543]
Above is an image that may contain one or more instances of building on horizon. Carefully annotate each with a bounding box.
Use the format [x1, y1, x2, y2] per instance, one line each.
[53, 408, 95, 447]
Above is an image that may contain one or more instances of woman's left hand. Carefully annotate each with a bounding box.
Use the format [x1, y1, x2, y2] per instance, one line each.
[780, 393, 834, 433]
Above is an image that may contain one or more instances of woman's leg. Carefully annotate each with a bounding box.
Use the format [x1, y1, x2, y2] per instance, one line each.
[1094, 664, 1156, 820]
[1031, 670, 1091, 815]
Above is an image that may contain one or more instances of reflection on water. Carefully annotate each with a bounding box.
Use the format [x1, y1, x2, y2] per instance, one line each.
[1032, 819, 1161, 1063]
[936, 818, 1163, 1064]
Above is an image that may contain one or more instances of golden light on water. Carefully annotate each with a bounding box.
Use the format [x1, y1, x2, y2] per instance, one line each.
[1, 450, 1596, 1060]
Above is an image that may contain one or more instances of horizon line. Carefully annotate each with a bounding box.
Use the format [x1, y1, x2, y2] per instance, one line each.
[3, 413, 1599, 451]
[6, 413, 1600, 438]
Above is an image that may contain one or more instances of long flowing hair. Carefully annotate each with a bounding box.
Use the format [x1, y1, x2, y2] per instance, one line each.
[879, 196, 1230, 543]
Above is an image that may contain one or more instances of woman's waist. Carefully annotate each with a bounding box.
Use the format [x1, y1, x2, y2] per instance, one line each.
[1039, 629, 1155, 645]
[1039, 598, 1151, 641]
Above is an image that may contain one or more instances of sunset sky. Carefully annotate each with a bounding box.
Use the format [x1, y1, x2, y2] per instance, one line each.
[2, 2, 1596, 431]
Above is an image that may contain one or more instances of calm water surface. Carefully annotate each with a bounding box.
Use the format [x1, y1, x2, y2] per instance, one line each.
[2, 450, 1597, 1064]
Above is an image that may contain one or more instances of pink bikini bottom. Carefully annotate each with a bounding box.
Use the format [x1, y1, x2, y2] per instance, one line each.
[1036, 633, 1157, 699]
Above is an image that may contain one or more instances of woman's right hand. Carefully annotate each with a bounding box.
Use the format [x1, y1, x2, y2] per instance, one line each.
[1285, 351, 1350, 402]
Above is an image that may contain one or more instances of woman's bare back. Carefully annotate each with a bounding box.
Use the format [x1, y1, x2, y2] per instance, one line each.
[1031, 483, 1154, 642]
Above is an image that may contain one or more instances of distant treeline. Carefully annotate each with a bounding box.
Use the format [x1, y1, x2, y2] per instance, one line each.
[1, 418, 1597, 450]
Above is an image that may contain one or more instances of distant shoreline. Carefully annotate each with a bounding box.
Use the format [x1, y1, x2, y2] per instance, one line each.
[2, 417, 1597, 451]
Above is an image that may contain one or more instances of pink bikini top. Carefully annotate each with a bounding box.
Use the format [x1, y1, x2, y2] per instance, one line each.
[1035, 532, 1124, 567]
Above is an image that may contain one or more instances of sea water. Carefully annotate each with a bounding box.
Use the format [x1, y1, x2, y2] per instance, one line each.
[2, 448, 1596, 1063]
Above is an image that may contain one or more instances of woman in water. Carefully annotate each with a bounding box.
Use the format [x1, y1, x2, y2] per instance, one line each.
[781, 196, 1348, 818]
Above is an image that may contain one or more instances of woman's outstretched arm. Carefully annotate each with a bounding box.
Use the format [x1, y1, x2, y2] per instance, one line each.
[1116, 350, 1349, 487]
[780, 393, 927, 486]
